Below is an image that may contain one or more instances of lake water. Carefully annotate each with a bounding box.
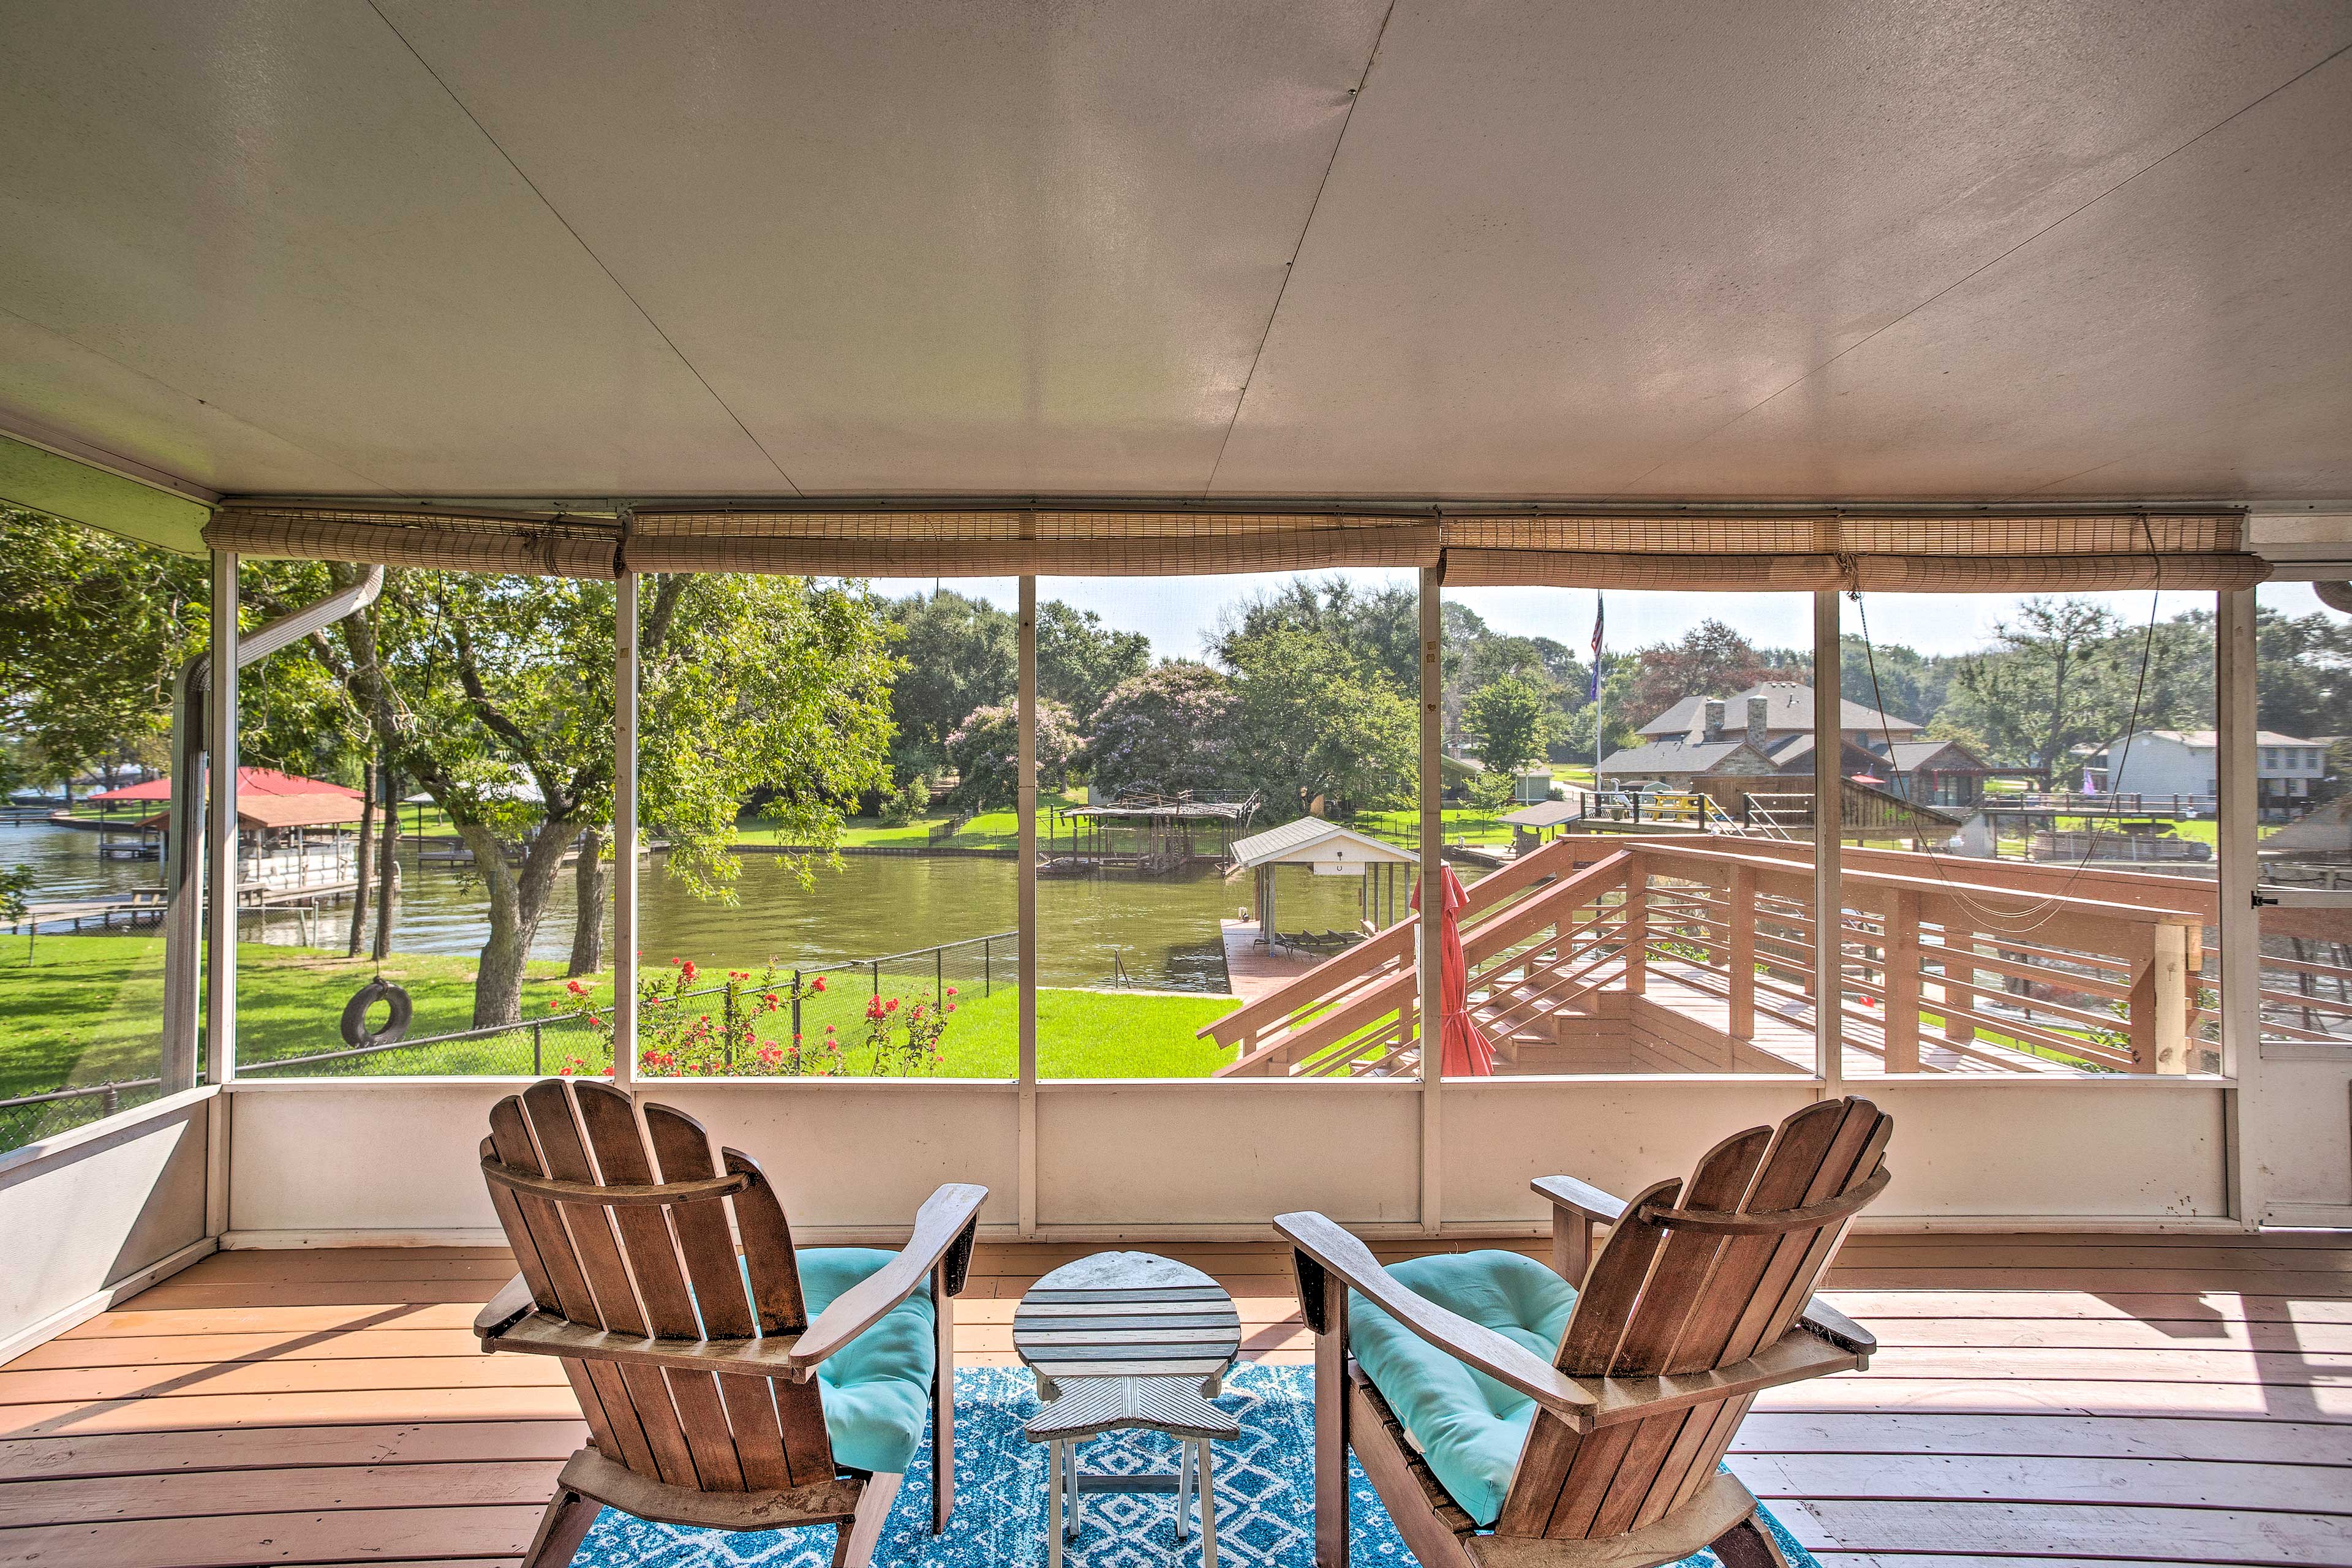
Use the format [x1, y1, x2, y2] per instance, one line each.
[4, 821, 1396, 993]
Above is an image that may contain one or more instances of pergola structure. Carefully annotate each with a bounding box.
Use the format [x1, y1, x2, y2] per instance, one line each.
[2, 6, 2351, 1561]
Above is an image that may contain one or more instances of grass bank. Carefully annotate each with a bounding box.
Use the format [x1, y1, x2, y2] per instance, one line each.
[0, 933, 1239, 1095]
[631, 978, 1237, 1079]
[0, 933, 612, 1095]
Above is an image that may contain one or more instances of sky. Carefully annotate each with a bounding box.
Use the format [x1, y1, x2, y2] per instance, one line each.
[869, 573, 2328, 664]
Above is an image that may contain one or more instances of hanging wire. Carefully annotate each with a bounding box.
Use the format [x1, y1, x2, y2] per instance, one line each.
[1845, 515, 2169, 935]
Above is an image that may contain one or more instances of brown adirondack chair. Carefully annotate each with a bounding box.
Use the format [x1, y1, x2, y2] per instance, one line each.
[473, 1078, 987, 1568]
[1276, 1096, 1890, 1568]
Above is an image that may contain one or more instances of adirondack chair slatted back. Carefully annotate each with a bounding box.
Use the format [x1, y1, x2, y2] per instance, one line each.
[1496, 1096, 1891, 1540]
[481, 1078, 834, 1493]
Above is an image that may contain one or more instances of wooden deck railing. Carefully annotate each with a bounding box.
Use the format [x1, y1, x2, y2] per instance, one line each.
[1208, 834, 2223, 1078]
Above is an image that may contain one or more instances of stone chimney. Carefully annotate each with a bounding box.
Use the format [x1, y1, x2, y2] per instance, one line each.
[1702, 699, 1726, 743]
[1746, 696, 1769, 748]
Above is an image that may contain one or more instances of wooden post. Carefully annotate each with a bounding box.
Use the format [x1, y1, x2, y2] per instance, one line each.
[1942, 921, 1975, 1047]
[612, 571, 638, 1091]
[1018, 576, 1039, 1234]
[1622, 873, 1647, 996]
[1314, 1269, 1349, 1568]
[932, 1255, 955, 1530]
[206, 549, 239, 1086]
[1416, 566, 1442, 1231]
[2132, 920, 2193, 1074]
[1728, 865, 1756, 1039]
[1813, 587, 1843, 1092]
[1883, 888, 1921, 1072]
[2216, 588, 2261, 1221]
[1548, 1202, 1593, 1286]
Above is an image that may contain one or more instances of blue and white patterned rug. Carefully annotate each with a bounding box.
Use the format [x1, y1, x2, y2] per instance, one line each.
[575, 1365, 1816, 1568]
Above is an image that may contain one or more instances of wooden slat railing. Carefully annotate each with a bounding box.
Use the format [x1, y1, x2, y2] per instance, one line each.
[1206, 831, 2232, 1077]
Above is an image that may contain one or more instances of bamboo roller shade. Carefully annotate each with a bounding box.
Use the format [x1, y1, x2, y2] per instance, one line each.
[204, 505, 2265, 590]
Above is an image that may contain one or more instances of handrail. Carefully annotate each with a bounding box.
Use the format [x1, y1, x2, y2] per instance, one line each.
[1214, 832, 2214, 1079]
[1213, 851, 1634, 1076]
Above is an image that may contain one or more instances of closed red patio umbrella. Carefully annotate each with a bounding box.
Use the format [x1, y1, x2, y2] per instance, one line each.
[1411, 864, 1495, 1077]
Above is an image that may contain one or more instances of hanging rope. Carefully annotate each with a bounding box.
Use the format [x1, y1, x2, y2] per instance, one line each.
[1844, 514, 2169, 935]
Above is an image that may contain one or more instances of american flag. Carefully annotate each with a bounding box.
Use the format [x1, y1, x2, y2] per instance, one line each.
[1588, 594, 1605, 701]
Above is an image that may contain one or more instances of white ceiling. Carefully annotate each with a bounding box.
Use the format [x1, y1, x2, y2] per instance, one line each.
[1, 0, 2348, 507]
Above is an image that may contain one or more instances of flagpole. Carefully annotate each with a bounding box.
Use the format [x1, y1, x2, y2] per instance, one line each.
[1590, 592, 1605, 807]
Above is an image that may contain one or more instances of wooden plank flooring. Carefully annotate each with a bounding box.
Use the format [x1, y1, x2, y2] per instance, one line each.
[1, 1232, 2346, 1566]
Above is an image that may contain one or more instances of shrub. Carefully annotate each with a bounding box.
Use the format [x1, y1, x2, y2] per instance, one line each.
[880, 772, 932, 826]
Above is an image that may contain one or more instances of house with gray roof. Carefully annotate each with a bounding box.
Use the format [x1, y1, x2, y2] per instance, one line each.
[1600, 682, 1997, 811]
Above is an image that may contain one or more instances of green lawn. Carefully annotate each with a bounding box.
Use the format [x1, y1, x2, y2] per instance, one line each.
[741, 791, 1086, 851]
[0, 934, 612, 1095]
[0, 933, 1240, 1095]
[635, 977, 1237, 1079]
[1348, 807, 1516, 847]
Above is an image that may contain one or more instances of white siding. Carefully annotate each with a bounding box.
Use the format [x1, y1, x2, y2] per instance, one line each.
[2103, 733, 2212, 797]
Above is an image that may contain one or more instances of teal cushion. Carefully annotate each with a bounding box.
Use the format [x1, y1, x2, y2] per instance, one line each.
[768, 1248, 935, 1476]
[1349, 1250, 1577, 1527]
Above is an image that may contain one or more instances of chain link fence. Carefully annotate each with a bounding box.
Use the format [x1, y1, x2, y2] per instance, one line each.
[0, 1077, 167, 1155]
[11, 931, 1030, 1115]
[238, 1008, 612, 1079]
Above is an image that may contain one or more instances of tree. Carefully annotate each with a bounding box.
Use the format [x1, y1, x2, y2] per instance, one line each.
[1839, 633, 1943, 728]
[1626, 619, 1804, 720]
[1214, 576, 1419, 695]
[1037, 601, 1150, 731]
[1224, 626, 1415, 815]
[0, 510, 209, 796]
[0, 865, 34, 963]
[879, 772, 932, 826]
[882, 590, 1017, 778]
[276, 566, 895, 1026]
[1559, 654, 1642, 761]
[1463, 674, 1554, 777]
[2250, 605, 2352, 740]
[636, 572, 899, 904]
[1939, 597, 2204, 782]
[1084, 662, 1239, 799]
[945, 700, 1078, 809]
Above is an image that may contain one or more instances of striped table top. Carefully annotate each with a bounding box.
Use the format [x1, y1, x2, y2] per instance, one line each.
[1011, 1251, 1244, 1385]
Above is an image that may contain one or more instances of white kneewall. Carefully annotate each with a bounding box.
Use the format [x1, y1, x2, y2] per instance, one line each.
[0, 1086, 213, 1356]
[224, 1074, 2236, 1243]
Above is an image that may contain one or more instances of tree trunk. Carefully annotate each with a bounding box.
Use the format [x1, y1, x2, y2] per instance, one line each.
[568, 827, 609, 977]
[346, 760, 376, 957]
[462, 818, 576, 1028]
[371, 776, 401, 963]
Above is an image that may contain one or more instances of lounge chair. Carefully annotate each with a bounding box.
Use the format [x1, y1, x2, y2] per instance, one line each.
[474, 1078, 987, 1567]
[1276, 1096, 1890, 1568]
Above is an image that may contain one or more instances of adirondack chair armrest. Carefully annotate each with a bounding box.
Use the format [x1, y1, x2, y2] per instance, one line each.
[1275, 1210, 1597, 1433]
[473, 1270, 537, 1348]
[1581, 1325, 1864, 1427]
[788, 1182, 987, 1375]
[1529, 1174, 1627, 1223]
[1530, 1174, 1627, 1284]
[1798, 1296, 1875, 1363]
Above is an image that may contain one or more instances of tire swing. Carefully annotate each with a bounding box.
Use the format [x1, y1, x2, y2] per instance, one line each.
[341, 976, 413, 1050]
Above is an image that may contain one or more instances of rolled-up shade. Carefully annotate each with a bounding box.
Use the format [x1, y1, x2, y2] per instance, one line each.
[1444, 550, 1844, 590]
[1852, 552, 2268, 592]
[203, 501, 2263, 592]
[206, 505, 620, 579]
[625, 510, 1438, 576]
[1436, 510, 2262, 591]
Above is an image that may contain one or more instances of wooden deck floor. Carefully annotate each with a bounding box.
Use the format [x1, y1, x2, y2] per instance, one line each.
[1220, 917, 1326, 1005]
[1, 1231, 2346, 1567]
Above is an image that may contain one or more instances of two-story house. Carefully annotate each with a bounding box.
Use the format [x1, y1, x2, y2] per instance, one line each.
[2089, 729, 2329, 818]
[1597, 681, 1998, 810]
